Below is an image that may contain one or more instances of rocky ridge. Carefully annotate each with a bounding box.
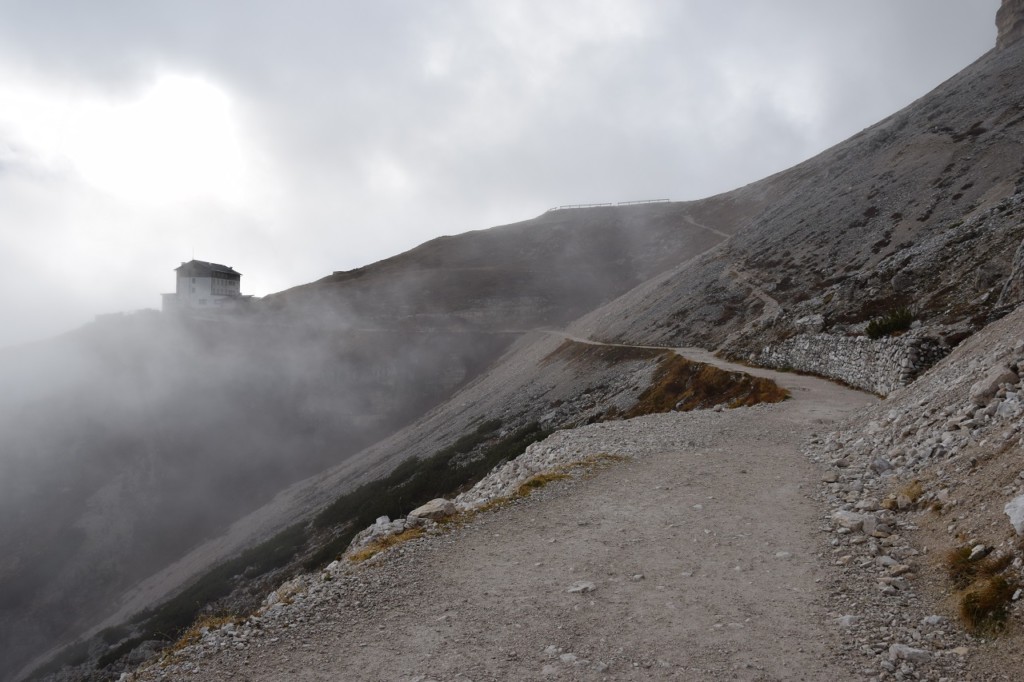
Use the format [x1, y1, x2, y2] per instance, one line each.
[998, 0, 1024, 50]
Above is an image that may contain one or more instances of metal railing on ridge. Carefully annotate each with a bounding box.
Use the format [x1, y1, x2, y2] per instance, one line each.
[546, 199, 670, 212]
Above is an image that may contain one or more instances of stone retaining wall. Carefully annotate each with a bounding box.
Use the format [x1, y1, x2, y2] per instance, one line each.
[755, 333, 948, 396]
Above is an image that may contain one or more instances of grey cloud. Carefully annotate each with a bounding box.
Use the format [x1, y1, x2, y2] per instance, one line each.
[0, 0, 1003, 347]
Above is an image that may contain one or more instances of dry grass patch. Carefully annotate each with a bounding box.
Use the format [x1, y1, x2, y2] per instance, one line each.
[515, 471, 570, 497]
[944, 546, 1013, 590]
[625, 355, 788, 417]
[943, 545, 1018, 634]
[959, 576, 1017, 634]
[347, 527, 426, 563]
[541, 340, 665, 367]
[475, 453, 633, 513]
[161, 614, 241, 662]
[899, 479, 925, 504]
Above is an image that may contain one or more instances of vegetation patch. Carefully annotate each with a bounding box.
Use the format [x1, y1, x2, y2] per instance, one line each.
[476, 454, 631, 513]
[347, 527, 425, 563]
[515, 471, 570, 497]
[128, 521, 308, 645]
[959, 576, 1017, 634]
[944, 546, 1013, 590]
[624, 355, 788, 417]
[943, 545, 1017, 634]
[24, 641, 91, 681]
[541, 339, 666, 367]
[866, 306, 915, 339]
[164, 614, 240, 658]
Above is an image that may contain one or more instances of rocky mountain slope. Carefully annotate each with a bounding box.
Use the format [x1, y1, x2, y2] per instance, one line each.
[577, 36, 1024, 362]
[13, 3, 1024, 680]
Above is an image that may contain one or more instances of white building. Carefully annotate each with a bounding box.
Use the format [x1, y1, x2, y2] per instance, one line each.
[162, 260, 245, 311]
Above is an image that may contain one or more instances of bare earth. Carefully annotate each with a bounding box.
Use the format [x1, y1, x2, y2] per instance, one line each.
[144, 355, 876, 681]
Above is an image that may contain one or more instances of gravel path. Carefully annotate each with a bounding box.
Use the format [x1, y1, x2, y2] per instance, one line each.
[134, 352, 876, 681]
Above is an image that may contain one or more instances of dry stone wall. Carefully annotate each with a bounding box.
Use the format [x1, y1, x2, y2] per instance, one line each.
[755, 333, 948, 396]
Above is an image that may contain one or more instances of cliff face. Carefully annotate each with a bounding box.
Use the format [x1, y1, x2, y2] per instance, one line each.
[998, 0, 1024, 49]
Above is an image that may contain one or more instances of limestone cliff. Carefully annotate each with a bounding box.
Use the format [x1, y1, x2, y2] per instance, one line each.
[997, 0, 1024, 49]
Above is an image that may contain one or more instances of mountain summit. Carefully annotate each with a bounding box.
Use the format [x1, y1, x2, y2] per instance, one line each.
[998, 0, 1024, 49]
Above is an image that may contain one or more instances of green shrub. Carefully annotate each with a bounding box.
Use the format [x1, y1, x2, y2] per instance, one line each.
[866, 306, 914, 339]
[310, 420, 548, 557]
[131, 522, 308, 641]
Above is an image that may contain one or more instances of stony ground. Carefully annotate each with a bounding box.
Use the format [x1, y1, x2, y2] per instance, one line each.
[128, 351, 932, 682]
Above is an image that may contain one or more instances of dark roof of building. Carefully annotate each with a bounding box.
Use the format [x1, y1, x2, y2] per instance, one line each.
[174, 260, 242, 277]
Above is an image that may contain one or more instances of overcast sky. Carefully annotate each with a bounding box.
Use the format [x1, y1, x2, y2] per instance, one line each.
[0, 0, 1001, 348]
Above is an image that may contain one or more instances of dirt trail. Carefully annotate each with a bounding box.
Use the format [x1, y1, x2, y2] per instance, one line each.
[144, 342, 876, 681]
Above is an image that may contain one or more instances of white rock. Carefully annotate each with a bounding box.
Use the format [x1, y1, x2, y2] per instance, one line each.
[408, 498, 456, 520]
[1005, 495, 1024, 535]
[832, 510, 866, 532]
[970, 367, 1019, 406]
[567, 581, 596, 594]
[888, 643, 931, 663]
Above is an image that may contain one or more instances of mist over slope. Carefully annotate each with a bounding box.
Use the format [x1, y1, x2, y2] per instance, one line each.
[0, 202, 731, 678]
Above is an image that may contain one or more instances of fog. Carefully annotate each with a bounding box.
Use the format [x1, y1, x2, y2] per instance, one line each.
[0, 201, 729, 677]
[0, 0, 1001, 348]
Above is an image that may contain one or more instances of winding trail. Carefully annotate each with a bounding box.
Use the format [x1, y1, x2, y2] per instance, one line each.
[140, 339, 876, 681]
[683, 213, 733, 240]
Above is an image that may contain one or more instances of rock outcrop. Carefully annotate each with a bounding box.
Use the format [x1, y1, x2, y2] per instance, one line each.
[997, 0, 1024, 50]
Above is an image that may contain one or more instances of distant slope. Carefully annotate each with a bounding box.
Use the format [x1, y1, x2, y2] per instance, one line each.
[260, 200, 746, 331]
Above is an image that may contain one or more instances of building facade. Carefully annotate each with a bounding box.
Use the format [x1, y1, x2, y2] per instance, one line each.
[162, 260, 244, 311]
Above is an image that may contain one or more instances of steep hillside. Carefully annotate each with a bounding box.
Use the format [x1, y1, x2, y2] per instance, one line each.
[579, 38, 1024, 370]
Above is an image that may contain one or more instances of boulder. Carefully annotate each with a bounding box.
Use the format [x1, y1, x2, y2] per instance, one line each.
[408, 498, 456, 520]
[1004, 494, 1024, 535]
[969, 367, 1018, 406]
[832, 510, 866, 532]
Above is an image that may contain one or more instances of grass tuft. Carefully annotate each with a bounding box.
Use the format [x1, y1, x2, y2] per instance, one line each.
[866, 306, 914, 339]
[959, 576, 1017, 634]
[943, 544, 1017, 634]
[347, 527, 425, 563]
[515, 472, 570, 497]
[944, 546, 1013, 590]
[164, 614, 240, 660]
